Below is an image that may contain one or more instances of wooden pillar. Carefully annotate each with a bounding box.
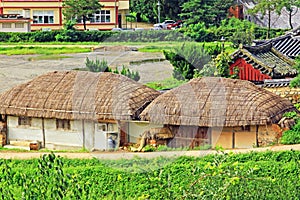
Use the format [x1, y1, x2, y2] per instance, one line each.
[232, 129, 235, 149]
[82, 120, 85, 149]
[256, 125, 259, 147]
[42, 118, 45, 148]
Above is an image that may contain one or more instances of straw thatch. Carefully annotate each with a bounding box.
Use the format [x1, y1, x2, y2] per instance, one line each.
[0, 71, 160, 121]
[140, 77, 297, 127]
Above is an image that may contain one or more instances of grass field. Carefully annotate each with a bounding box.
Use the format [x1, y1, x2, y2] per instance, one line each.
[1, 150, 300, 199]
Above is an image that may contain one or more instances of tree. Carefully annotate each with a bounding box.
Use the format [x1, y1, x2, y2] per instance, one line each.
[63, 0, 103, 30]
[248, 0, 280, 39]
[130, 0, 189, 23]
[277, 0, 300, 29]
[290, 56, 300, 87]
[164, 43, 211, 80]
[180, 0, 235, 27]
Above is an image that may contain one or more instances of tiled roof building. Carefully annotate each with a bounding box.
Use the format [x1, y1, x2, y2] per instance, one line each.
[230, 43, 297, 81]
[254, 32, 300, 59]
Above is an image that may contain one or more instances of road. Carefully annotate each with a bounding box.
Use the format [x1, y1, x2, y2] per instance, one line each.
[0, 144, 299, 160]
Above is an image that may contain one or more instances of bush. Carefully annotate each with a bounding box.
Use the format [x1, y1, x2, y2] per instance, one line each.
[85, 57, 111, 72]
[164, 43, 211, 80]
[281, 112, 300, 144]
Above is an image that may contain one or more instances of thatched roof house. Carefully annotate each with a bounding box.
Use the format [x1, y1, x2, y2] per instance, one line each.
[230, 43, 296, 81]
[0, 71, 160, 150]
[140, 77, 297, 148]
[0, 71, 159, 121]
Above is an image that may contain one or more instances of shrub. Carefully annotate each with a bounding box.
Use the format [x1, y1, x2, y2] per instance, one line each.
[85, 57, 111, 72]
[164, 43, 211, 80]
[281, 113, 300, 144]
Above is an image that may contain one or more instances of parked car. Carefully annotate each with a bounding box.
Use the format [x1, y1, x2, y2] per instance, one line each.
[153, 20, 175, 30]
[111, 28, 123, 31]
[167, 20, 182, 30]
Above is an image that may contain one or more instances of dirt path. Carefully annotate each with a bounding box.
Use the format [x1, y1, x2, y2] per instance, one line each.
[0, 49, 173, 93]
[1, 144, 299, 160]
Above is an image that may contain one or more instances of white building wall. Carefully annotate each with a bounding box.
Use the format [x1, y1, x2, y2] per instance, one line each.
[7, 116, 96, 150]
[8, 116, 43, 142]
[128, 121, 163, 143]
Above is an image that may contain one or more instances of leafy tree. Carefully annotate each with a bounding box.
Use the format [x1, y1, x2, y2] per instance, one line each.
[130, 0, 189, 23]
[248, 0, 280, 39]
[55, 20, 78, 42]
[290, 56, 300, 87]
[180, 0, 235, 27]
[164, 43, 211, 80]
[277, 0, 300, 29]
[63, 0, 103, 30]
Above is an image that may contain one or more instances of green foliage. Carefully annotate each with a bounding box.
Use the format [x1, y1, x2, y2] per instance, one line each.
[281, 112, 300, 144]
[146, 77, 186, 90]
[0, 30, 113, 43]
[55, 20, 78, 42]
[85, 57, 140, 81]
[143, 145, 156, 152]
[2, 151, 300, 198]
[283, 111, 298, 119]
[63, 0, 103, 30]
[85, 57, 111, 72]
[248, 0, 280, 38]
[180, 0, 235, 27]
[215, 52, 231, 77]
[105, 30, 190, 42]
[130, 0, 188, 23]
[290, 56, 300, 88]
[180, 18, 287, 43]
[164, 42, 211, 80]
[120, 66, 140, 81]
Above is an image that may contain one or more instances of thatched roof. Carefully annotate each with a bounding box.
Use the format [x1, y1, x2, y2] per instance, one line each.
[140, 77, 297, 127]
[0, 71, 160, 121]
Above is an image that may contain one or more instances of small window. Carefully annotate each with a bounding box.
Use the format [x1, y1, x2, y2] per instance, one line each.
[56, 119, 70, 130]
[2, 23, 12, 28]
[97, 123, 107, 131]
[15, 23, 24, 28]
[18, 116, 32, 126]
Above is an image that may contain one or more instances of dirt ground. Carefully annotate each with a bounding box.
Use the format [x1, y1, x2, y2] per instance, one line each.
[0, 144, 300, 160]
[0, 48, 173, 93]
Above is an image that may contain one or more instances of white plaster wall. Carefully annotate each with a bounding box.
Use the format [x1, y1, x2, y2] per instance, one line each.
[128, 121, 163, 143]
[8, 116, 43, 142]
[0, 22, 31, 32]
[45, 119, 83, 148]
[7, 116, 97, 150]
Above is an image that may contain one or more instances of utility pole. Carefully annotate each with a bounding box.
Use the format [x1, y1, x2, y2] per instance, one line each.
[115, 0, 117, 28]
[157, 0, 161, 23]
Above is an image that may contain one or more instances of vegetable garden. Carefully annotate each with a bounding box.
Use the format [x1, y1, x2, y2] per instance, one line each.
[1, 150, 300, 199]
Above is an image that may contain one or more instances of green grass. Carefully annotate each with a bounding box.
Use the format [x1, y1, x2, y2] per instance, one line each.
[146, 77, 187, 90]
[0, 46, 91, 55]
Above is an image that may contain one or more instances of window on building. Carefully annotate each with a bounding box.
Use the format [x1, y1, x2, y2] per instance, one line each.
[90, 10, 110, 23]
[33, 10, 54, 24]
[56, 119, 70, 130]
[18, 116, 32, 126]
[2, 23, 11, 28]
[15, 23, 24, 28]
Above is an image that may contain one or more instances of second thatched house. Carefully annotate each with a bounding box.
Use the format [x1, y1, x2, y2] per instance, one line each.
[140, 77, 297, 149]
[0, 71, 161, 150]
